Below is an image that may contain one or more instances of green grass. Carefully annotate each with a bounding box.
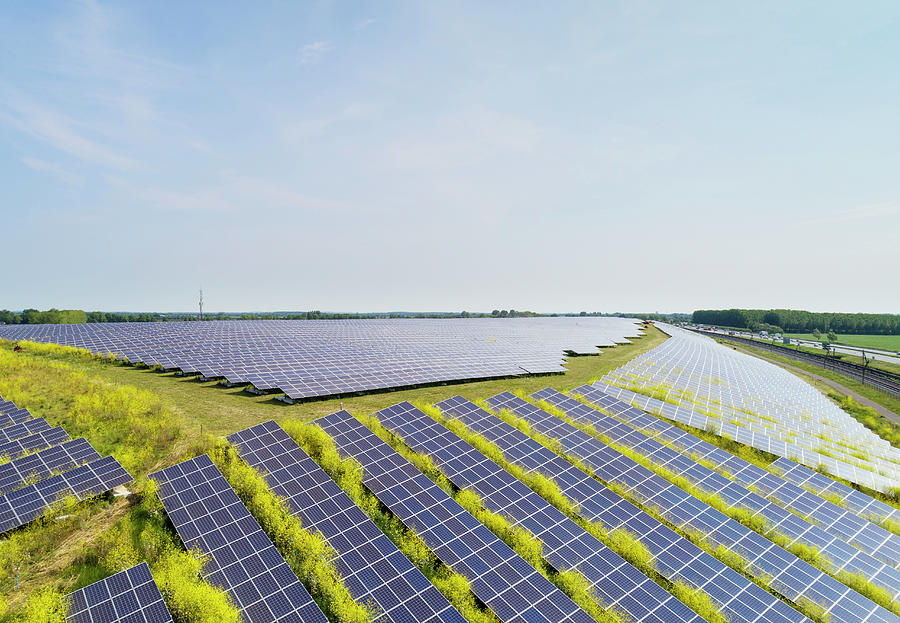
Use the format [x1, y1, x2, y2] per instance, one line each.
[787, 334, 900, 352]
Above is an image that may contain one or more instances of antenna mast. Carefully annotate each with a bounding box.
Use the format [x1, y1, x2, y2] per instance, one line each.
[199, 288, 204, 321]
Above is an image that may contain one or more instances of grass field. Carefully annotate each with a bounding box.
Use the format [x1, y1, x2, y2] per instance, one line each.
[752, 336, 900, 376]
[787, 333, 900, 352]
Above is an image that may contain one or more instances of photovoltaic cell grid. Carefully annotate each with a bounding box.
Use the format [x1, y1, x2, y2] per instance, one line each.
[67, 562, 174, 623]
[600, 326, 899, 492]
[592, 379, 894, 501]
[0, 317, 643, 400]
[227, 421, 466, 623]
[769, 457, 900, 528]
[0, 455, 132, 534]
[0, 426, 70, 461]
[0, 437, 101, 496]
[485, 392, 900, 623]
[566, 385, 900, 571]
[0, 399, 32, 428]
[376, 401, 706, 623]
[435, 395, 811, 623]
[316, 410, 596, 623]
[0, 417, 51, 443]
[539, 387, 900, 598]
[149, 455, 329, 623]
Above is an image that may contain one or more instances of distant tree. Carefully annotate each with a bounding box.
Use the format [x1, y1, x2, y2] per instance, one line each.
[460, 311, 470, 318]
[827, 331, 837, 343]
[813, 328, 822, 340]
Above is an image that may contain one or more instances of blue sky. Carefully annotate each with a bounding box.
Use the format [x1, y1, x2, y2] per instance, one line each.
[1, 1, 898, 313]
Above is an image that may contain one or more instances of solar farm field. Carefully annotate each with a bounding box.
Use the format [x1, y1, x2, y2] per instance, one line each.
[2, 320, 899, 623]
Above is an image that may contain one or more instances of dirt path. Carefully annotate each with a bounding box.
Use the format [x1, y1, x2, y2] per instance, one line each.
[730, 344, 900, 425]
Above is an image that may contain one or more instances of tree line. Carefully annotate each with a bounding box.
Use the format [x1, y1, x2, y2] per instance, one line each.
[692, 309, 900, 335]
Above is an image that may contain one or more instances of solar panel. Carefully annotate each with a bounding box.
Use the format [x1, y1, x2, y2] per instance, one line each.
[769, 457, 900, 528]
[376, 401, 706, 623]
[0, 417, 51, 443]
[435, 395, 810, 623]
[0, 426, 70, 461]
[485, 391, 899, 623]
[598, 325, 899, 492]
[0, 455, 132, 534]
[316, 410, 596, 623]
[67, 562, 174, 623]
[0, 318, 644, 401]
[149, 455, 329, 623]
[0, 438, 101, 496]
[227, 421, 466, 623]
[0, 401, 32, 428]
[565, 385, 900, 572]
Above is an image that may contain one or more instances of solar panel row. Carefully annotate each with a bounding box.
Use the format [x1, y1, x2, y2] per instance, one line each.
[0, 455, 132, 534]
[435, 395, 810, 623]
[227, 421, 466, 623]
[769, 458, 900, 528]
[539, 387, 900, 598]
[567, 385, 900, 571]
[0, 318, 643, 400]
[316, 410, 597, 623]
[0, 426, 70, 461]
[375, 401, 707, 623]
[485, 392, 900, 623]
[149, 455, 329, 623]
[0, 417, 51, 444]
[0, 437, 101, 496]
[67, 562, 174, 623]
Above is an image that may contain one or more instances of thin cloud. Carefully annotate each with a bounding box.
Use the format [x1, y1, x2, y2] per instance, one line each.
[300, 40, 334, 64]
[1, 95, 139, 170]
[804, 200, 900, 225]
[353, 18, 376, 31]
[20, 156, 84, 185]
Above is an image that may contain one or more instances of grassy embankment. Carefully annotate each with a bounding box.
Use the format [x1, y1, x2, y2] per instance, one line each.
[786, 334, 900, 352]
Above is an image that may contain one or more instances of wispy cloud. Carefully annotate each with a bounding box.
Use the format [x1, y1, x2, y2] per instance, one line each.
[20, 156, 84, 185]
[353, 18, 376, 32]
[804, 200, 900, 225]
[1, 93, 139, 170]
[300, 40, 334, 64]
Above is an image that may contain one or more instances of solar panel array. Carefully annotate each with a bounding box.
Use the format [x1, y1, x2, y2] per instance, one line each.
[0, 455, 132, 533]
[149, 455, 329, 623]
[565, 385, 900, 571]
[316, 410, 597, 623]
[0, 317, 643, 400]
[769, 457, 900, 528]
[227, 421, 466, 623]
[485, 391, 900, 623]
[0, 437, 101, 496]
[537, 387, 900, 597]
[67, 562, 174, 623]
[435, 395, 811, 623]
[0, 426, 70, 461]
[598, 325, 899, 492]
[375, 401, 707, 623]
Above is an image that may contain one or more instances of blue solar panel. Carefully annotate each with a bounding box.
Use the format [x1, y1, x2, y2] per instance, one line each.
[227, 421, 467, 623]
[542, 386, 900, 599]
[0, 318, 643, 400]
[0, 438, 101, 496]
[67, 562, 174, 623]
[316, 410, 597, 623]
[770, 457, 900, 528]
[149, 455, 329, 623]
[0, 455, 132, 534]
[566, 385, 900, 573]
[435, 395, 810, 623]
[0, 426, 70, 461]
[0, 417, 51, 443]
[485, 391, 900, 623]
[376, 401, 706, 623]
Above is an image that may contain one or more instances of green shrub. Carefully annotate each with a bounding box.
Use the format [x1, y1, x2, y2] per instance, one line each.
[154, 548, 242, 623]
[17, 587, 68, 623]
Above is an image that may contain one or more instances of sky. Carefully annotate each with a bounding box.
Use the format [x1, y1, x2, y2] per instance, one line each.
[1, 1, 898, 314]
